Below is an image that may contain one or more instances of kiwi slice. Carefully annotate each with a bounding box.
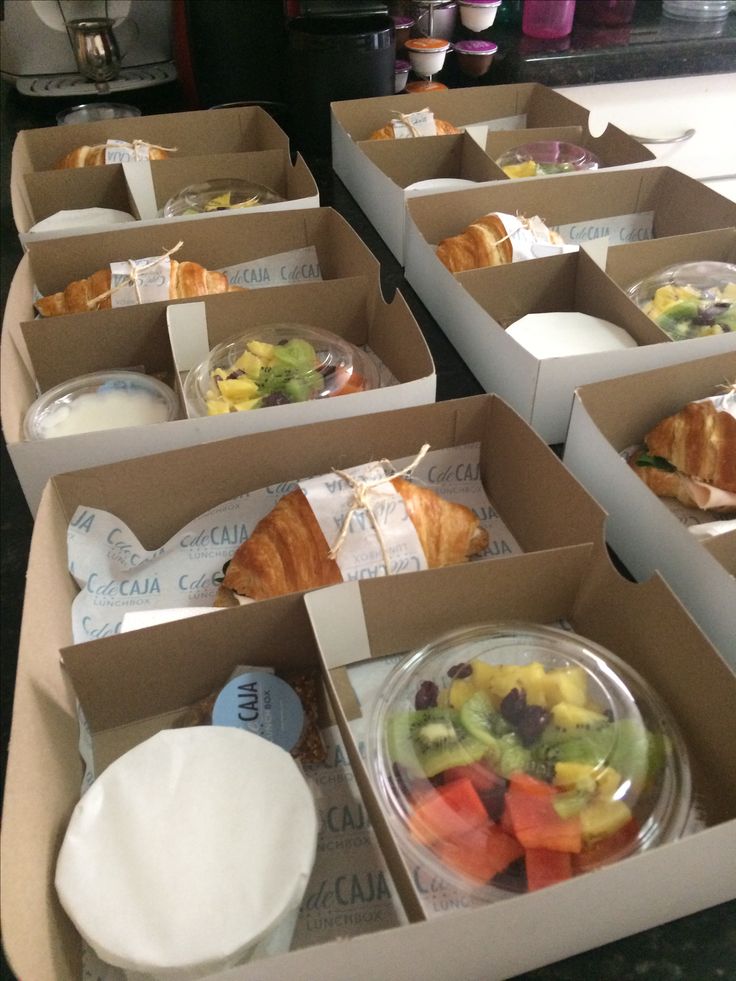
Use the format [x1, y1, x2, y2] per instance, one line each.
[459, 690, 513, 745]
[533, 719, 655, 791]
[387, 707, 487, 778]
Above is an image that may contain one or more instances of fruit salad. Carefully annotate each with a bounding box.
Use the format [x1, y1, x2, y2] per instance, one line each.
[184, 324, 379, 417]
[163, 179, 283, 218]
[496, 141, 600, 179]
[634, 274, 736, 340]
[371, 624, 691, 896]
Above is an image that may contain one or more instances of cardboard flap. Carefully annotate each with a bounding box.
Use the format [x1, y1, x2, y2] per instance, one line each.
[122, 159, 157, 219]
[305, 581, 372, 670]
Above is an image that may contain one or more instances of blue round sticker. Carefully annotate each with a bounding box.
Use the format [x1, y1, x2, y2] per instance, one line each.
[211, 672, 305, 753]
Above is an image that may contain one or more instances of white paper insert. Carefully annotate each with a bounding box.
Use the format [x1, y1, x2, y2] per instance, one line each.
[67, 444, 519, 644]
[390, 110, 440, 138]
[219, 246, 322, 290]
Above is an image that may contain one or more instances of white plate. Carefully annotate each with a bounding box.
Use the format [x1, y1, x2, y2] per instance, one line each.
[404, 178, 479, 197]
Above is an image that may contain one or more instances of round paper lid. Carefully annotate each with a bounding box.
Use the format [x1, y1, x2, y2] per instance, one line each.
[55, 727, 318, 976]
[505, 312, 638, 359]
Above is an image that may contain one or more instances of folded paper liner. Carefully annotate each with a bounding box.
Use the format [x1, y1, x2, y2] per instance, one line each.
[55, 727, 318, 980]
[67, 443, 519, 644]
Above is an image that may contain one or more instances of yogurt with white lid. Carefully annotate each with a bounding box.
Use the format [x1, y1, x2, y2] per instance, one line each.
[24, 371, 179, 440]
[55, 726, 319, 979]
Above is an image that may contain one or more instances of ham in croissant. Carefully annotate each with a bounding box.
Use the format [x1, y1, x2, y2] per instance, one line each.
[54, 142, 172, 169]
[35, 259, 244, 317]
[629, 396, 736, 513]
[217, 477, 489, 602]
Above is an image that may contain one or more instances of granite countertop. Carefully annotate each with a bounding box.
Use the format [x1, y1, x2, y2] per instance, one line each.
[432, 0, 736, 88]
[1, 16, 736, 975]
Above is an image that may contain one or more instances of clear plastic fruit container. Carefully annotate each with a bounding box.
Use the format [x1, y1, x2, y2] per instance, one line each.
[163, 178, 284, 217]
[496, 141, 600, 179]
[368, 622, 693, 899]
[627, 260, 736, 341]
[183, 323, 381, 417]
[24, 370, 180, 440]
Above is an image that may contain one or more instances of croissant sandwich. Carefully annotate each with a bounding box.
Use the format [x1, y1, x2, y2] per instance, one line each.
[54, 143, 172, 169]
[215, 477, 489, 603]
[436, 212, 564, 274]
[35, 259, 244, 317]
[370, 118, 460, 140]
[629, 395, 736, 513]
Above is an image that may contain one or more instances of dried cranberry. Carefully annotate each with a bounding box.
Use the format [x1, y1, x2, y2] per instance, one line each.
[500, 687, 527, 725]
[226, 368, 245, 380]
[516, 705, 551, 747]
[447, 663, 472, 679]
[261, 392, 291, 407]
[414, 680, 439, 710]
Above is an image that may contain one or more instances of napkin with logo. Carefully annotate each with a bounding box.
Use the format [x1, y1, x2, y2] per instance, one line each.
[67, 444, 520, 644]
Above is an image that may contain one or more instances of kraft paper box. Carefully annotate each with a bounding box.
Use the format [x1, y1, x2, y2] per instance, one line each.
[10, 104, 290, 232]
[2, 205, 378, 339]
[15, 149, 320, 245]
[303, 550, 736, 981]
[563, 352, 736, 667]
[2, 272, 435, 515]
[0, 392, 612, 979]
[404, 168, 736, 443]
[331, 82, 654, 263]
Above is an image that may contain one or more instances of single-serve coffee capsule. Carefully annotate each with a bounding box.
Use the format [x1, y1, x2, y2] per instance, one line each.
[55, 727, 318, 979]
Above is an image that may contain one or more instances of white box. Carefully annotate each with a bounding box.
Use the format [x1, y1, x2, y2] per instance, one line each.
[403, 169, 736, 443]
[563, 352, 736, 666]
[1, 208, 437, 514]
[331, 82, 654, 263]
[10, 105, 291, 234]
[16, 149, 320, 246]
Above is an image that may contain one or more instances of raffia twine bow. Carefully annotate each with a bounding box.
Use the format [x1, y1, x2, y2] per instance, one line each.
[392, 109, 432, 138]
[86, 240, 184, 310]
[328, 444, 431, 575]
[90, 139, 179, 159]
[489, 212, 560, 250]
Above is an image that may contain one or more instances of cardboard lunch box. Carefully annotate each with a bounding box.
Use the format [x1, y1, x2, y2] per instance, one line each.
[1, 203, 382, 352]
[563, 352, 736, 667]
[0, 392, 612, 979]
[10, 104, 290, 229]
[14, 148, 320, 245]
[403, 168, 736, 443]
[2, 272, 436, 516]
[303, 548, 736, 981]
[331, 82, 655, 264]
[5, 542, 735, 980]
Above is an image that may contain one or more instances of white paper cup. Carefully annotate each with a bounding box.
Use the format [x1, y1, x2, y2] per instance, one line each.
[55, 727, 319, 979]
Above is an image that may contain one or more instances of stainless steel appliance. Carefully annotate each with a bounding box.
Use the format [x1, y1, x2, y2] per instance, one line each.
[0, 0, 176, 97]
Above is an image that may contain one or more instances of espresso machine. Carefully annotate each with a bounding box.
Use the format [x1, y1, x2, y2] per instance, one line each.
[0, 0, 176, 96]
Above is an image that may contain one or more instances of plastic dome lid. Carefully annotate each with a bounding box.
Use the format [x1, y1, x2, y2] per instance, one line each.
[627, 260, 736, 341]
[24, 370, 180, 440]
[163, 178, 284, 217]
[183, 322, 380, 417]
[368, 622, 692, 899]
[496, 141, 600, 178]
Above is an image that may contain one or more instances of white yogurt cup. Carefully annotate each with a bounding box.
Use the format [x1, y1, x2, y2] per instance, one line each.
[404, 37, 451, 76]
[55, 727, 319, 979]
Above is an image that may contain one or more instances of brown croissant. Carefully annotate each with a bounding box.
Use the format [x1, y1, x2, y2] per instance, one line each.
[35, 259, 245, 317]
[630, 397, 736, 512]
[53, 143, 171, 169]
[217, 477, 489, 602]
[369, 118, 460, 140]
[436, 213, 513, 273]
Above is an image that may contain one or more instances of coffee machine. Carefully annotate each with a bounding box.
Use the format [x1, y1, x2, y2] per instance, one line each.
[0, 0, 176, 96]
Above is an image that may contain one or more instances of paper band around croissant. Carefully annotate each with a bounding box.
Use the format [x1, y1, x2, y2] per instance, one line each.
[54, 140, 177, 169]
[218, 448, 489, 601]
